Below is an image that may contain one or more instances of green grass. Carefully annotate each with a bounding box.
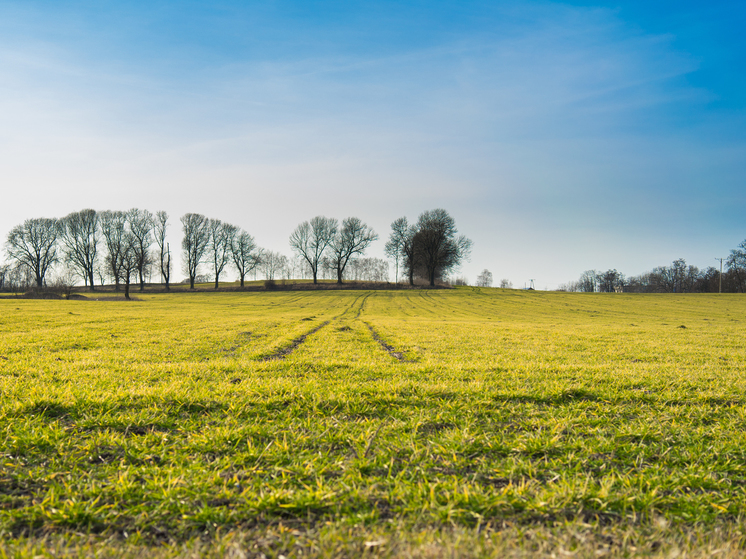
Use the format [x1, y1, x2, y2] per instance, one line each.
[1, 288, 746, 557]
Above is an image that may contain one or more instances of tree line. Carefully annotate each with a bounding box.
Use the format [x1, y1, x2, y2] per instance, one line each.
[561, 242, 746, 293]
[1, 208, 472, 296]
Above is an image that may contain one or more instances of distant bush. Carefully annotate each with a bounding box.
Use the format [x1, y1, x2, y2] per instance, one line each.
[264, 279, 277, 290]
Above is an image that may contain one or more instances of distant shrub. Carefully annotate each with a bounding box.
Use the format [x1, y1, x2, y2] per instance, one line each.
[264, 279, 277, 290]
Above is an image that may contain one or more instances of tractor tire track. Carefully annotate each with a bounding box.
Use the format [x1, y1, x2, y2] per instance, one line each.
[355, 293, 371, 318]
[362, 321, 412, 362]
[260, 320, 330, 361]
[259, 293, 365, 361]
[259, 292, 380, 362]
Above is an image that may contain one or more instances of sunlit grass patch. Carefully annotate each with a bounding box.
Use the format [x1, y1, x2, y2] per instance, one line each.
[1, 288, 746, 556]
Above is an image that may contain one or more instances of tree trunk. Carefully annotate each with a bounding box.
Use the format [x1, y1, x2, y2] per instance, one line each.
[337, 266, 343, 284]
[88, 270, 95, 291]
[214, 275, 219, 289]
[240, 275, 245, 288]
[164, 245, 171, 291]
[190, 276, 195, 289]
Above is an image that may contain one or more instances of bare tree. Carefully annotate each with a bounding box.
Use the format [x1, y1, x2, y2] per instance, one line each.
[288, 254, 311, 280]
[598, 269, 624, 292]
[682, 264, 700, 293]
[231, 230, 261, 287]
[154, 211, 171, 290]
[388, 216, 418, 286]
[208, 219, 238, 289]
[282, 258, 294, 280]
[727, 240, 746, 293]
[400, 223, 418, 286]
[499, 278, 513, 289]
[577, 270, 598, 292]
[5, 262, 34, 293]
[476, 269, 493, 287]
[60, 209, 99, 290]
[346, 258, 389, 282]
[5, 217, 60, 288]
[96, 267, 107, 288]
[120, 231, 140, 300]
[127, 208, 154, 291]
[100, 210, 128, 290]
[262, 251, 287, 280]
[652, 259, 688, 293]
[181, 213, 210, 289]
[289, 216, 338, 284]
[692, 266, 720, 293]
[385, 217, 409, 283]
[328, 217, 377, 284]
[413, 209, 472, 287]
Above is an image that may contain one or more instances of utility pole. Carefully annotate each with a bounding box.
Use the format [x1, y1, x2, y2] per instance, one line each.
[715, 257, 724, 293]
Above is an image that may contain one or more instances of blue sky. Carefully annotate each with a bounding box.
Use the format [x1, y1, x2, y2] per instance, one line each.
[1, 1, 744, 287]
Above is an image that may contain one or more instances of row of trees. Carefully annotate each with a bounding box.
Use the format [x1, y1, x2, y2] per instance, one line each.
[180, 213, 261, 289]
[562, 242, 746, 293]
[0, 209, 261, 297]
[289, 216, 378, 284]
[250, 253, 389, 283]
[2, 208, 468, 294]
[3, 209, 174, 298]
[280, 208, 471, 287]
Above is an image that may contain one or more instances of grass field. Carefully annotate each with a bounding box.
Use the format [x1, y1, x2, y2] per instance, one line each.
[1, 287, 746, 557]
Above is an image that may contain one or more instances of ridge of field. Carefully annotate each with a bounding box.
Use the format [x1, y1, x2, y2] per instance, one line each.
[1, 288, 745, 557]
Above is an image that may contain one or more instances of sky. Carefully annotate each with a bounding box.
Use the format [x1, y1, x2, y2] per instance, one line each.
[0, 0, 744, 289]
